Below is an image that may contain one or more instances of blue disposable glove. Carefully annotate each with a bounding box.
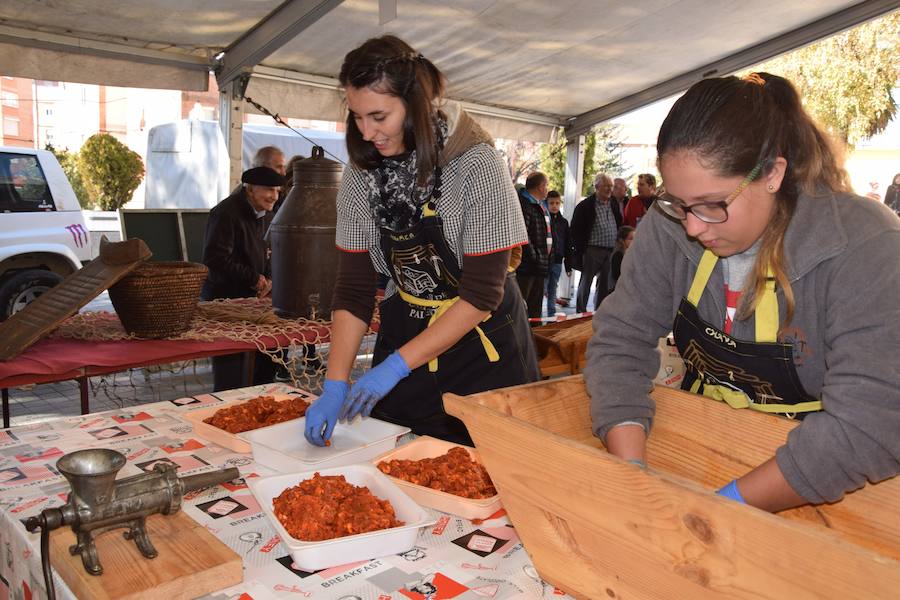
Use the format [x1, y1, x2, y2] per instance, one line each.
[340, 351, 411, 421]
[304, 379, 349, 447]
[717, 479, 747, 503]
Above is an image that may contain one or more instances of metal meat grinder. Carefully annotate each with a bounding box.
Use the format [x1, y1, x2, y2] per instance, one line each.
[25, 448, 239, 599]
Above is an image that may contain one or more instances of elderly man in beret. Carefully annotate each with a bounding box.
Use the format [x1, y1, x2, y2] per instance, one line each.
[202, 166, 286, 391]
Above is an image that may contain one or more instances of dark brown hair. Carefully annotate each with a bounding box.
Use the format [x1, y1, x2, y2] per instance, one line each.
[339, 35, 445, 183]
[657, 72, 850, 327]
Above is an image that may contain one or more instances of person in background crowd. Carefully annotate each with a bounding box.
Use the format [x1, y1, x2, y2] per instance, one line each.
[230, 145, 288, 211]
[281, 154, 306, 199]
[516, 172, 551, 318]
[865, 181, 882, 202]
[623, 173, 658, 227]
[545, 190, 573, 316]
[612, 177, 630, 218]
[586, 72, 900, 512]
[202, 166, 286, 391]
[608, 225, 635, 292]
[303, 35, 540, 447]
[570, 173, 622, 312]
[884, 172, 900, 215]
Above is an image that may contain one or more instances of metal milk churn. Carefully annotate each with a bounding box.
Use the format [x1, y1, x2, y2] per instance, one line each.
[270, 146, 343, 319]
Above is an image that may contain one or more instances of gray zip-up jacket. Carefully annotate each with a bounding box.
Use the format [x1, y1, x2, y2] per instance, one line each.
[585, 189, 900, 503]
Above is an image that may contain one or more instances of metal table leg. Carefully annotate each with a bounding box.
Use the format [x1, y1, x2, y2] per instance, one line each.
[79, 377, 90, 415]
[2, 388, 9, 429]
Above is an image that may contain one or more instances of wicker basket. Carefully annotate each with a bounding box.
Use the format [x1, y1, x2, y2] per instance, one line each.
[108, 261, 208, 338]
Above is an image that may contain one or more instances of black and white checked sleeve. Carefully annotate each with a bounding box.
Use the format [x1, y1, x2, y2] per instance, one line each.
[458, 145, 528, 256]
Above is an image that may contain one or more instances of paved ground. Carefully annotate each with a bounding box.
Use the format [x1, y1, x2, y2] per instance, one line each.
[6, 285, 591, 428]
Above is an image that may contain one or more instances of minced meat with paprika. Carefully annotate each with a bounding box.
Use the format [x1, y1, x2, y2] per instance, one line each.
[273, 472, 404, 541]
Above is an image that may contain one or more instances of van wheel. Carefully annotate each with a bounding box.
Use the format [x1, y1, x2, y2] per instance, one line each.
[0, 270, 64, 320]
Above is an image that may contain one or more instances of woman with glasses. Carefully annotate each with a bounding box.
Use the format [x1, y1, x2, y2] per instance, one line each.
[585, 72, 900, 511]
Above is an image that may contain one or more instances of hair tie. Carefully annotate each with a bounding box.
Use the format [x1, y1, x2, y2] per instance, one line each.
[743, 73, 766, 86]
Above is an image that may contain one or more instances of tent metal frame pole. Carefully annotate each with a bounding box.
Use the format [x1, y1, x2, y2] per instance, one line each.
[0, 24, 210, 73]
[565, 0, 899, 138]
[219, 81, 245, 192]
[561, 135, 586, 301]
[216, 0, 345, 90]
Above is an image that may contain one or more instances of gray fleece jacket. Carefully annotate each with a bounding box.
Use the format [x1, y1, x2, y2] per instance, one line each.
[585, 189, 900, 503]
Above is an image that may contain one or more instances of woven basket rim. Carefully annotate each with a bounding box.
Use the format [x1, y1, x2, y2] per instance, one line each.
[128, 261, 208, 276]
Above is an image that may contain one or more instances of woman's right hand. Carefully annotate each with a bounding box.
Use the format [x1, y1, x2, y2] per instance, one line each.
[304, 379, 350, 446]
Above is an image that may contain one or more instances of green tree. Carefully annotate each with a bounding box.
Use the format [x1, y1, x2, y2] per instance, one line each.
[76, 133, 144, 211]
[750, 12, 900, 147]
[45, 143, 91, 209]
[538, 124, 629, 196]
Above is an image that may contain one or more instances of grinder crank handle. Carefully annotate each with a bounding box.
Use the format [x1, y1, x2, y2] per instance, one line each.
[25, 508, 66, 600]
[179, 467, 240, 494]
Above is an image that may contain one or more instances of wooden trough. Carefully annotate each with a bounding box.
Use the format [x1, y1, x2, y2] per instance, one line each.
[444, 376, 900, 600]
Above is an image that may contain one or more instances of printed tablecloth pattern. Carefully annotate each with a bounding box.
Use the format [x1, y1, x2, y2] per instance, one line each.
[0, 384, 572, 600]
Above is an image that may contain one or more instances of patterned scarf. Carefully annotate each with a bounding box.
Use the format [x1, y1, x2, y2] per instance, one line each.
[365, 117, 448, 231]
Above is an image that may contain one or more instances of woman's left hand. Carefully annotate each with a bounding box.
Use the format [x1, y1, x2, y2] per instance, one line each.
[341, 351, 411, 421]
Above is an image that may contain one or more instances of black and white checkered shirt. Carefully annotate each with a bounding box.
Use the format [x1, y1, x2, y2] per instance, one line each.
[588, 199, 618, 248]
[336, 143, 527, 296]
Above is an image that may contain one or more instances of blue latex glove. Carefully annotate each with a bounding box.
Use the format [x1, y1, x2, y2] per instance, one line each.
[340, 351, 411, 421]
[304, 379, 349, 447]
[717, 479, 747, 503]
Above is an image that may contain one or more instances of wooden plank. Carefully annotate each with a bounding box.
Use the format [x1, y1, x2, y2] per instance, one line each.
[50, 510, 242, 600]
[445, 377, 900, 600]
[0, 238, 151, 360]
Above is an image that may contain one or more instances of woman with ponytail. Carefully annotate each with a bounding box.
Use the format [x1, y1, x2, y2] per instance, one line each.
[304, 35, 539, 447]
[585, 73, 900, 511]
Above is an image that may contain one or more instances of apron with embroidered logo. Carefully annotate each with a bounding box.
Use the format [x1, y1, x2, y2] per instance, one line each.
[371, 200, 540, 445]
[673, 249, 821, 418]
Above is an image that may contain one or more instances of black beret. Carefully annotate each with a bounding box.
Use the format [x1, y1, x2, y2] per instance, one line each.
[241, 166, 285, 187]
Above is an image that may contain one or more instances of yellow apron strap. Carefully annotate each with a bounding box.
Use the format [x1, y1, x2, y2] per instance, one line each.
[748, 399, 823, 414]
[688, 249, 779, 343]
[701, 384, 752, 409]
[687, 250, 718, 306]
[755, 268, 778, 343]
[396, 289, 499, 372]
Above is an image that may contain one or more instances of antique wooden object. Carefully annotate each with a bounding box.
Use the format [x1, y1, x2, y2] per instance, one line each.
[444, 377, 900, 600]
[531, 316, 592, 377]
[49, 511, 241, 600]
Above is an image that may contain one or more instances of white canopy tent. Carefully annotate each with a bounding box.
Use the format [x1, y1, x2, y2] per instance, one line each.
[1, 0, 896, 192]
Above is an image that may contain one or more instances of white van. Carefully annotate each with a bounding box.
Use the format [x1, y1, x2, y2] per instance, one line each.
[0, 147, 91, 320]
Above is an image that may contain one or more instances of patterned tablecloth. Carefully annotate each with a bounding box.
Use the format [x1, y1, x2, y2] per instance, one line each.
[0, 383, 573, 600]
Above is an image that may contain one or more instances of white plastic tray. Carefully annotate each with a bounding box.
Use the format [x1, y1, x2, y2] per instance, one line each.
[240, 416, 410, 471]
[372, 436, 503, 520]
[248, 463, 434, 571]
[183, 390, 316, 453]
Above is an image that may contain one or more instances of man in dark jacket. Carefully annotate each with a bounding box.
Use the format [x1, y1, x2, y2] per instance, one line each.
[545, 190, 573, 316]
[570, 173, 622, 312]
[202, 166, 285, 391]
[515, 172, 551, 318]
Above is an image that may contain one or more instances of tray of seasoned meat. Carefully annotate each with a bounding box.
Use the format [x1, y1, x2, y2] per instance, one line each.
[373, 436, 502, 520]
[240, 416, 409, 471]
[248, 464, 434, 571]
[183, 390, 316, 452]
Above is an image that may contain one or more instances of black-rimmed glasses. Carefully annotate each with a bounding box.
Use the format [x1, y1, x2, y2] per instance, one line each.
[656, 162, 764, 224]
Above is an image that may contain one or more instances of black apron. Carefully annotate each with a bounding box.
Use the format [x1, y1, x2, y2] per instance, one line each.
[370, 201, 541, 445]
[673, 249, 822, 419]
